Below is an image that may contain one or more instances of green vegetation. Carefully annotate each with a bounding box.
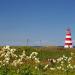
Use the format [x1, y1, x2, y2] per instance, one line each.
[9, 46, 75, 60]
[0, 46, 75, 75]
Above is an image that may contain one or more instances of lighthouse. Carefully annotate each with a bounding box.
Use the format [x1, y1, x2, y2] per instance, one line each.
[64, 28, 73, 48]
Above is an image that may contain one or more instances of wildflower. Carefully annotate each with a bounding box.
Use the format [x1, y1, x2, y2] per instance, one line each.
[61, 63, 64, 66]
[68, 57, 72, 62]
[35, 66, 38, 69]
[12, 60, 17, 67]
[50, 67, 55, 70]
[57, 57, 63, 63]
[1, 53, 5, 57]
[3, 45, 10, 50]
[30, 52, 38, 58]
[43, 64, 49, 70]
[5, 60, 9, 64]
[5, 53, 9, 58]
[5, 57, 10, 61]
[53, 59, 56, 63]
[34, 58, 40, 63]
[11, 54, 18, 58]
[57, 66, 62, 70]
[67, 64, 73, 69]
[35, 66, 39, 70]
[61, 61, 64, 64]
[10, 49, 14, 53]
[61, 68, 65, 71]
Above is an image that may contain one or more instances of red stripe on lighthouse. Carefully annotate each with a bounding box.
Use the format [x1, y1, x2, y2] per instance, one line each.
[65, 38, 72, 40]
[66, 33, 71, 36]
[65, 43, 72, 45]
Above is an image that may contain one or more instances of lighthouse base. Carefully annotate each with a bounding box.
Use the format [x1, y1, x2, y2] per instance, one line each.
[64, 45, 73, 48]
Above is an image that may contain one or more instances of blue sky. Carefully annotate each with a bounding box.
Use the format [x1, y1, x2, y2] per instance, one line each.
[0, 0, 75, 46]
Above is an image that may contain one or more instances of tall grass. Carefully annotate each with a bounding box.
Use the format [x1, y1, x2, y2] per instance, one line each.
[2, 46, 75, 61]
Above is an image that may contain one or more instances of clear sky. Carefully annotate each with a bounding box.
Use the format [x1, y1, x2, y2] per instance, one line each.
[0, 0, 75, 46]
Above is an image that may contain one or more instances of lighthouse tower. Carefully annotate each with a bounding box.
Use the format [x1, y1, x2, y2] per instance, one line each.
[64, 28, 73, 48]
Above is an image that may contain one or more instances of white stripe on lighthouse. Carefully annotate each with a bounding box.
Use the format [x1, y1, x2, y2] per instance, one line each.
[66, 36, 71, 38]
[65, 41, 72, 43]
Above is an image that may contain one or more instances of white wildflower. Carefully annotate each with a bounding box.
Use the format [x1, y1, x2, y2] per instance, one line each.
[57, 57, 63, 63]
[3, 45, 10, 50]
[35, 66, 39, 70]
[1, 53, 5, 57]
[50, 67, 55, 70]
[68, 57, 72, 62]
[5, 57, 10, 61]
[61, 63, 64, 66]
[30, 52, 38, 58]
[53, 59, 56, 63]
[5, 54, 9, 58]
[34, 58, 40, 63]
[43, 64, 48, 70]
[5, 60, 9, 64]
[19, 61, 23, 65]
[61, 68, 65, 71]
[11, 54, 18, 58]
[12, 60, 17, 66]
[63, 55, 68, 60]
[11, 48, 13, 51]
[57, 66, 62, 70]
[61, 61, 64, 64]
[35, 66, 38, 69]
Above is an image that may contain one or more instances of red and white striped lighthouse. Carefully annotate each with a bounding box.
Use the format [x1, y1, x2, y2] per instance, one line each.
[64, 28, 73, 48]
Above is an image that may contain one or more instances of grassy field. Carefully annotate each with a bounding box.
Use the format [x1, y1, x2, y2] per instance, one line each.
[0, 46, 75, 75]
[9, 46, 75, 60]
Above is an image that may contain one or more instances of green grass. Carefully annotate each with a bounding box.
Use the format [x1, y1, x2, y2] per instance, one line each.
[5, 46, 75, 60]
[0, 46, 75, 75]
[10, 46, 75, 59]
